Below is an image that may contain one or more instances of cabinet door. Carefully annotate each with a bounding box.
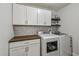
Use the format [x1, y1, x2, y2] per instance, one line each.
[27, 6, 38, 25]
[10, 46, 29, 56]
[44, 10, 51, 26]
[38, 9, 45, 25]
[28, 43, 40, 56]
[38, 9, 51, 26]
[13, 4, 26, 25]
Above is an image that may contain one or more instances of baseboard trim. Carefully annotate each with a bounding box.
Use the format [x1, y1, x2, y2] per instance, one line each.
[73, 53, 79, 56]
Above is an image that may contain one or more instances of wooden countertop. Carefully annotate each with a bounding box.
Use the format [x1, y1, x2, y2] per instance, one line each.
[9, 35, 41, 43]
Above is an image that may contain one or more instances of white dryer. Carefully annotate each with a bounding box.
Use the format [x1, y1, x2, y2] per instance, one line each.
[59, 35, 72, 56]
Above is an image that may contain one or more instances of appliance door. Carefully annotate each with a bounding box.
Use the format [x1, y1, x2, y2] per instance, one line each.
[41, 37, 60, 56]
[47, 41, 58, 53]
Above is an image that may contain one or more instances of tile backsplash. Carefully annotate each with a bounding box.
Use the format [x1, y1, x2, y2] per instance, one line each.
[13, 25, 53, 36]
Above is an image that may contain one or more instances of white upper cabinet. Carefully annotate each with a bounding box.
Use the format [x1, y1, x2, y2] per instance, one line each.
[13, 4, 38, 25]
[13, 4, 51, 26]
[38, 9, 51, 26]
[26, 6, 38, 25]
[13, 4, 26, 25]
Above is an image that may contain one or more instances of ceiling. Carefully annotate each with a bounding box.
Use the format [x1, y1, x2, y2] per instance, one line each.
[19, 3, 70, 11]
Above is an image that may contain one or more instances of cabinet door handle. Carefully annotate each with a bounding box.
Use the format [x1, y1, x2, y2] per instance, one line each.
[44, 22, 46, 24]
[25, 47, 29, 52]
[25, 20, 28, 24]
[25, 47, 29, 56]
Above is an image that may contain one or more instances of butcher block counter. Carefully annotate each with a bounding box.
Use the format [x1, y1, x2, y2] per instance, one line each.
[9, 35, 41, 43]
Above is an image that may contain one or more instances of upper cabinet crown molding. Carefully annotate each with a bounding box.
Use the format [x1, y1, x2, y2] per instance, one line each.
[13, 4, 51, 26]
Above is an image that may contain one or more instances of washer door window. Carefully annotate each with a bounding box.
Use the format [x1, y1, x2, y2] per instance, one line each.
[47, 41, 58, 53]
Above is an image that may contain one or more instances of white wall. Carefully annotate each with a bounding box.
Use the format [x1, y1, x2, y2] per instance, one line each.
[58, 3, 79, 55]
[51, 10, 58, 18]
[0, 3, 14, 56]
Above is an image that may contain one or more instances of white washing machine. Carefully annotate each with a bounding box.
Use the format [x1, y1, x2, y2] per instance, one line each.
[39, 34, 60, 56]
[38, 32, 72, 56]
